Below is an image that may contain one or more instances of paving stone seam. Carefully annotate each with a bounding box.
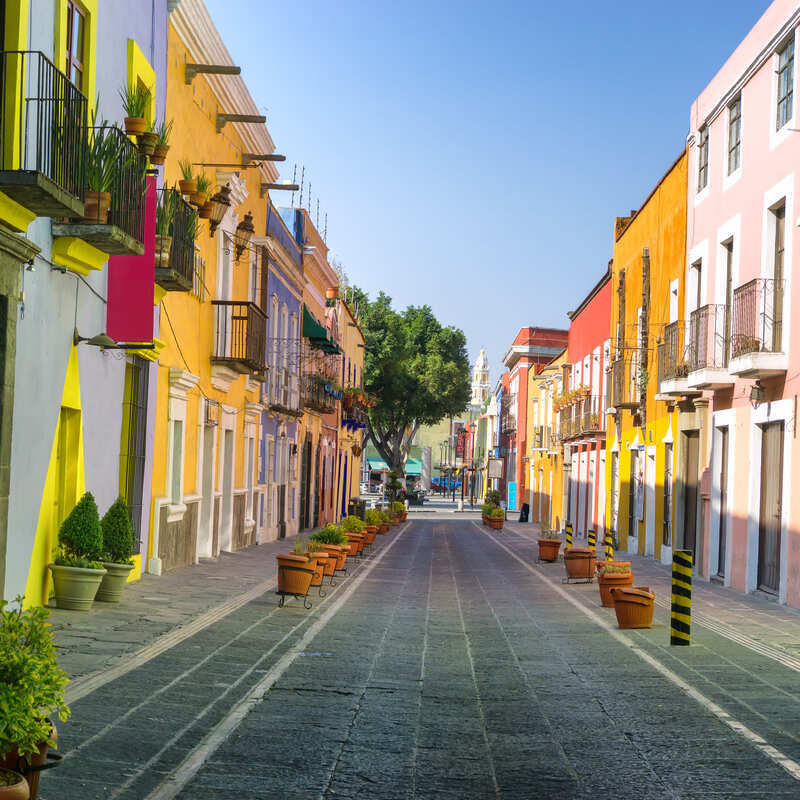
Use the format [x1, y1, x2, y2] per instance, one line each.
[64, 576, 278, 704]
[144, 522, 412, 800]
[476, 522, 800, 783]
[506, 525, 800, 675]
[445, 533, 501, 799]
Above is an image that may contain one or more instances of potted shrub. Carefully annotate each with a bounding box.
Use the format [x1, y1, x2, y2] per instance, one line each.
[155, 186, 175, 268]
[378, 510, 391, 534]
[307, 540, 335, 583]
[83, 116, 120, 224]
[48, 493, 107, 611]
[119, 83, 150, 136]
[611, 586, 655, 629]
[0, 599, 69, 800]
[537, 529, 561, 562]
[310, 524, 349, 572]
[150, 118, 173, 165]
[0, 769, 28, 799]
[295, 538, 326, 592]
[597, 562, 634, 608]
[364, 508, 382, 535]
[137, 123, 158, 157]
[192, 173, 211, 208]
[178, 160, 196, 196]
[341, 516, 365, 554]
[95, 497, 136, 603]
[563, 547, 596, 581]
[391, 501, 406, 522]
[488, 506, 505, 530]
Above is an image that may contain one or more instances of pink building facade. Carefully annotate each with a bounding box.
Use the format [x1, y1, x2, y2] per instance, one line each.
[685, 0, 800, 606]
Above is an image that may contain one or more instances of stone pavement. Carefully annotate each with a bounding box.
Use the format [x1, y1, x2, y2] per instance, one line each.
[37, 516, 800, 799]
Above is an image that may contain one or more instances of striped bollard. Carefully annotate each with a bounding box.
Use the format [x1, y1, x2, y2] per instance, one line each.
[670, 550, 693, 646]
[604, 531, 614, 561]
[565, 522, 573, 549]
[587, 529, 596, 551]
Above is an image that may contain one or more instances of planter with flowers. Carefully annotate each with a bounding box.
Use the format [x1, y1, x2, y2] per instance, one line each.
[597, 562, 634, 607]
[537, 529, 562, 562]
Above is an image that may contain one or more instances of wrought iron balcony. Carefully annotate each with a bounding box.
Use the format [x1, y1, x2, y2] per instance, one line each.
[581, 409, 603, 434]
[611, 358, 639, 410]
[268, 367, 302, 416]
[729, 278, 787, 378]
[0, 50, 87, 218]
[154, 188, 197, 292]
[686, 304, 734, 389]
[303, 373, 338, 414]
[342, 395, 368, 428]
[211, 301, 267, 375]
[53, 125, 147, 255]
[500, 393, 517, 434]
[656, 321, 695, 396]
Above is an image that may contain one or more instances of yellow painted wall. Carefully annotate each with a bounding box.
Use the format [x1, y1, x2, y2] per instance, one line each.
[605, 151, 687, 560]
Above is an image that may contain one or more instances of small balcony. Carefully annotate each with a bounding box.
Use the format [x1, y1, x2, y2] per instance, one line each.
[303, 373, 338, 414]
[729, 278, 787, 378]
[211, 301, 267, 376]
[269, 367, 302, 416]
[686, 304, 734, 390]
[0, 50, 87, 219]
[342, 394, 368, 429]
[611, 358, 639, 410]
[500, 393, 517, 434]
[656, 321, 695, 396]
[581, 408, 604, 435]
[154, 188, 196, 292]
[53, 125, 146, 256]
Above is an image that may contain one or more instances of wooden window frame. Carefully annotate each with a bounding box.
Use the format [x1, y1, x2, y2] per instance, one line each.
[65, 0, 86, 91]
[777, 39, 794, 131]
[727, 98, 741, 175]
[697, 126, 709, 191]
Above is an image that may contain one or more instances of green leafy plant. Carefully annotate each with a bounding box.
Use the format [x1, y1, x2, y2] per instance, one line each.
[156, 185, 176, 237]
[0, 598, 70, 760]
[310, 524, 347, 546]
[56, 492, 103, 568]
[179, 159, 194, 181]
[306, 540, 328, 554]
[539, 528, 561, 539]
[485, 489, 501, 506]
[480, 503, 496, 516]
[340, 515, 365, 534]
[364, 509, 382, 526]
[195, 173, 211, 195]
[379, 510, 392, 523]
[391, 501, 405, 514]
[598, 562, 631, 576]
[119, 83, 150, 118]
[100, 497, 134, 565]
[155, 117, 173, 146]
[489, 506, 505, 519]
[292, 536, 308, 556]
[86, 111, 120, 193]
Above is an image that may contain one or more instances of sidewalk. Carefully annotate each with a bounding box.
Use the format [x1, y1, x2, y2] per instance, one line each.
[505, 520, 800, 668]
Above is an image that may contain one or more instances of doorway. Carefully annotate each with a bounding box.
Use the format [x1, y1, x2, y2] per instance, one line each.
[717, 427, 728, 578]
[627, 448, 639, 552]
[682, 431, 699, 555]
[199, 424, 215, 557]
[220, 428, 234, 552]
[757, 422, 784, 594]
[645, 446, 656, 557]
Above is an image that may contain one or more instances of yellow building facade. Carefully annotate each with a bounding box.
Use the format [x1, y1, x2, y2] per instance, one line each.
[604, 151, 688, 565]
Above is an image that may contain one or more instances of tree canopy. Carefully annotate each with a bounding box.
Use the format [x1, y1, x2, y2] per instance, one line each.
[355, 289, 470, 472]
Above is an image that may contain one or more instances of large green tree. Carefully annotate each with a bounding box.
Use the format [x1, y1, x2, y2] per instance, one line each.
[355, 290, 470, 473]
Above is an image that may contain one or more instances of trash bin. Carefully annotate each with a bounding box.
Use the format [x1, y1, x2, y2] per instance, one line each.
[519, 502, 529, 523]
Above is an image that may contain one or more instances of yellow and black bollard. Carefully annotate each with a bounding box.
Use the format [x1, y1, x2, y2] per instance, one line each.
[587, 529, 596, 551]
[565, 522, 573, 549]
[670, 550, 693, 646]
[604, 531, 614, 561]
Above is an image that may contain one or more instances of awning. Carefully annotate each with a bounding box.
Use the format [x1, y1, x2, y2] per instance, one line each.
[405, 458, 422, 476]
[367, 458, 389, 472]
[302, 306, 341, 353]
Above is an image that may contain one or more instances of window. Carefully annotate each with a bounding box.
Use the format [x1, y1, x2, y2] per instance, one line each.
[65, 1, 86, 91]
[697, 126, 709, 191]
[773, 203, 785, 351]
[777, 39, 794, 130]
[119, 358, 149, 553]
[170, 420, 183, 504]
[663, 443, 673, 546]
[727, 98, 741, 174]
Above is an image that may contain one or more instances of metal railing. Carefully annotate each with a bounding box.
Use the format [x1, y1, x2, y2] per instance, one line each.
[582, 409, 602, 433]
[303, 373, 338, 414]
[500, 393, 517, 434]
[0, 50, 87, 201]
[660, 321, 691, 381]
[155, 187, 196, 288]
[689, 304, 729, 371]
[731, 278, 785, 357]
[211, 301, 267, 374]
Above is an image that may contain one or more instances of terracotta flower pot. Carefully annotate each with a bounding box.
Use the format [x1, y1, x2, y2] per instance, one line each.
[306, 554, 325, 587]
[124, 116, 146, 136]
[150, 143, 169, 165]
[315, 550, 336, 576]
[0, 769, 28, 800]
[154, 234, 172, 268]
[178, 178, 197, 196]
[137, 131, 158, 156]
[537, 538, 561, 562]
[400, 512, 408, 522]
[611, 586, 655, 629]
[326, 287, 338, 299]
[321, 544, 347, 571]
[0, 721, 55, 800]
[82, 191, 111, 224]
[345, 533, 364, 556]
[563, 548, 596, 580]
[488, 516, 504, 530]
[198, 200, 213, 219]
[275, 553, 313, 596]
[598, 570, 634, 607]
[362, 526, 377, 545]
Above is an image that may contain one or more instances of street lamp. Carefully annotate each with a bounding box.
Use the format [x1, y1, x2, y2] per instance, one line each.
[207, 184, 231, 237]
[234, 210, 255, 261]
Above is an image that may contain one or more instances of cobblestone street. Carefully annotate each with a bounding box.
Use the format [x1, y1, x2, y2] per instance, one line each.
[42, 519, 800, 799]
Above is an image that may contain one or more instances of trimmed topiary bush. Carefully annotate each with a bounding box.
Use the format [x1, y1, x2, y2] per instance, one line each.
[100, 497, 135, 565]
[56, 492, 103, 568]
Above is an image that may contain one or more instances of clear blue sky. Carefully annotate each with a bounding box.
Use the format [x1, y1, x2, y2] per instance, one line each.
[205, 0, 770, 382]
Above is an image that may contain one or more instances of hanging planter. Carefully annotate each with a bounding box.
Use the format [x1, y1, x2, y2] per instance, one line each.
[611, 586, 655, 628]
[137, 131, 157, 156]
[563, 548, 595, 581]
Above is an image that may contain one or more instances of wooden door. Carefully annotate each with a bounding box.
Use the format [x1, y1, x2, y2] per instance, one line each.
[758, 422, 784, 594]
[717, 428, 729, 577]
[627, 449, 638, 550]
[683, 431, 699, 555]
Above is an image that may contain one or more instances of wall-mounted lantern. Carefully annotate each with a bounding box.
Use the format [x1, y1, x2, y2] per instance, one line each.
[234, 211, 255, 262]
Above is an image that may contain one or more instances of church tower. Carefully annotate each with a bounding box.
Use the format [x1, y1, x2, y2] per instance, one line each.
[470, 349, 490, 408]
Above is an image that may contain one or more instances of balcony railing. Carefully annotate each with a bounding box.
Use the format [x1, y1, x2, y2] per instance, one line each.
[500, 393, 517, 434]
[581, 409, 603, 433]
[660, 321, 691, 381]
[611, 358, 639, 409]
[211, 301, 267, 375]
[303, 373, 338, 414]
[342, 396, 368, 428]
[731, 278, 785, 358]
[155, 188, 196, 291]
[689, 304, 729, 371]
[0, 50, 87, 217]
[268, 367, 302, 416]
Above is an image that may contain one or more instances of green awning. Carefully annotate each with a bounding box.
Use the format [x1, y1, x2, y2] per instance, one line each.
[367, 458, 389, 472]
[405, 458, 422, 476]
[302, 306, 341, 353]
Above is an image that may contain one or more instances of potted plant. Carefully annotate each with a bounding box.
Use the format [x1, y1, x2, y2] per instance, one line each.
[307, 540, 335, 583]
[563, 547, 596, 581]
[137, 122, 158, 157]
[119, 83, 150, 136]
[83, 116, 120, 224]
[0, 769, 28, 799]
[364, 509, 382, 535]
[155, 186, 175, 268]
[295, 538, 327, 591]
[537, 529, 562, 562]
[192, 173, 211, 208]
[341, 516, 365, 554]
[378, 510, 391, 534]
[597, 562, 634, 607]
[391, 500, 406, 522]
[95, 497, 136, 603]
[0, 599, 69, 800]
[150, 118, 173, 165]
[275, 539, 314, 605]
[326, 287, 338, 299]
[48, 493, 107, 611]
[487, 506, 505, 530]
[310, 524, 349, 572]
[178, 160, 196, 196]
[611, 586, 655, 628]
